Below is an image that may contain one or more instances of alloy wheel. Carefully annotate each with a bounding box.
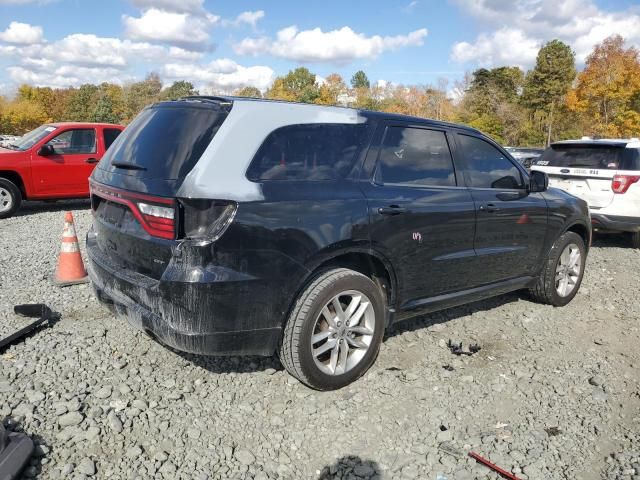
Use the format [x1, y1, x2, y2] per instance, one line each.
[555, 243, 581, 297]
[310, 290, 376, 376]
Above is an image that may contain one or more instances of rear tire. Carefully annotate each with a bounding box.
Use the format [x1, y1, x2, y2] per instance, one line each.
[279, 268, 385, 391]
[0, 178, 21, 219]
[631, 231, 640, 249]
[529, 231, 586, 306]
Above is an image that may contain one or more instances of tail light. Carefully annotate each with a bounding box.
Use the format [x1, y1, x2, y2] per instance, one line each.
[90, 181, 176, 240]
[612, 175, 640, 194]
[179, 199, 237, 242]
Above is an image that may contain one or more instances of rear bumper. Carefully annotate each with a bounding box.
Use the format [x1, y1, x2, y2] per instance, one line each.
[591, 213, 640, 232]
[86, 234, 281, 357]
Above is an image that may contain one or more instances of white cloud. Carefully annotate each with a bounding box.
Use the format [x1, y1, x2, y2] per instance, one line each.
[7, 65, 133, 88]
[451, 0, 640, 67]
[452, 28, 540, 67]
[0, 22, 43, 44]
[234, 26, 427, 64]
[163, 59, 275, 92]
[231, 10, 264, 28]
[0, 30, 206, 88]
[128, 0, 204, 14]
[123, 8, 218, 49]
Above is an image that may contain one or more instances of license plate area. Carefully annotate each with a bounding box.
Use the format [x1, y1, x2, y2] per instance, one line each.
[97, 200, 127, 227]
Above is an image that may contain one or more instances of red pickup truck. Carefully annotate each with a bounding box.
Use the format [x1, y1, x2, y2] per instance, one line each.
[0, 122, 124, 218]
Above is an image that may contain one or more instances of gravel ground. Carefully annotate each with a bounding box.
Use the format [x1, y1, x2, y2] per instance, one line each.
[1, 200, 639, 480]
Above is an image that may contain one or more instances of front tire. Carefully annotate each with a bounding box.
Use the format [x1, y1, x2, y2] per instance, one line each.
[279, 268, 385, 390]
[529, 231, 586, 306]
[0, 178, 21, 219]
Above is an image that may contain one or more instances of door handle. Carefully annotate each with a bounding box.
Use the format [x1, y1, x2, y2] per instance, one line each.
[378, 205, 408, 216]
[479, 203, 499, 213]
[85, 158, 99, 164]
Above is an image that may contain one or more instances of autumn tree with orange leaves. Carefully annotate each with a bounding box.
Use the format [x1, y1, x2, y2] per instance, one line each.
[567, 35, 640, 137]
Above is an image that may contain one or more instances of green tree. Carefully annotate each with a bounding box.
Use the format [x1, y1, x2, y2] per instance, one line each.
[351, 70, 370, 89]
[265, 68, 319, 103]
[123, 72, 163, 121]
[91, 92, 119, 123]
[522, 39, 576, 145]
[233, 86, 262, 98]
[64, 84, 99, 121]
[161, 81, 197, 101]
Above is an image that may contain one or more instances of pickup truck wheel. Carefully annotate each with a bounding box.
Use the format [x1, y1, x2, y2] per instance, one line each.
[0, 178, 21, 219]
[631, 231, 640, 249]
[279, 268, 385, 391]
[529, 231, 586, 307]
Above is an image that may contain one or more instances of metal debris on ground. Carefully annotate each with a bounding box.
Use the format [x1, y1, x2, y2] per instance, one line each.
[447, 339, 481, 356]
[0, 423, 34, 480]
[545, 426, 562, 436]
[469, 451, 521, 480]
[0, 304, 60, 352]
[442, 364, 455, 371]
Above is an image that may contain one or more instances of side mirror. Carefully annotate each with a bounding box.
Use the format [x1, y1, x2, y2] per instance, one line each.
[529, 170, 549, 193]
[38, 144, 55, 156]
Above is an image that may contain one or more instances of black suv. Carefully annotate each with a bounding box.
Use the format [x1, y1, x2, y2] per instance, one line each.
[87, 97, 591, 390]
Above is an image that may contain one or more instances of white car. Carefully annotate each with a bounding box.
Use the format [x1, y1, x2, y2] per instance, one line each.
[0, 135, 20, 148]
[532, 138, 640, 248]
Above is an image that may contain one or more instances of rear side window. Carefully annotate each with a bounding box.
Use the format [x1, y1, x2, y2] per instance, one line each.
[101, 103, 228, 179]
[538, 145, 625, 170]
[376, 126, 456, 186]
[103, 128, 122, 150]
[247, 123, 369, 181]
[459, 134, 523, 189]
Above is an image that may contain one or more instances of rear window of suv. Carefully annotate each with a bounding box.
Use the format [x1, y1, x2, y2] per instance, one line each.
[247, 123, 370, 181]
[537, 144, 640, 170]
[101, 102, 229, 179]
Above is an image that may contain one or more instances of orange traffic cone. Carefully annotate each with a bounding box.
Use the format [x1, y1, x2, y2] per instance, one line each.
[54, 211, 88, 287]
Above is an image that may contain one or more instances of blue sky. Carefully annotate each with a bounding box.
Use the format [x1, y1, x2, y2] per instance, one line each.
[0, 0, 639, 96]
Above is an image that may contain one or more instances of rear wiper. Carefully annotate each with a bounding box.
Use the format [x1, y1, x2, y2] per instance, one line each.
[112, 161, 147, 171]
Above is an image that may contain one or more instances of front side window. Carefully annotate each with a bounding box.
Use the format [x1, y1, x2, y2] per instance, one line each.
[376, 126, 456, 186]
[46, 129, 96, 155]
[459, 134, 523, 189]
[247, 123, 369, 181]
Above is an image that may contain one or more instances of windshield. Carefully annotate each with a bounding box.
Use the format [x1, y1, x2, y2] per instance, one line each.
[11, 125, 57, 151]
[538, 145, 623, 169]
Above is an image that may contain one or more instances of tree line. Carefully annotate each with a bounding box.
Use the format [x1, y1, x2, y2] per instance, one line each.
[1, 35, 639, 146]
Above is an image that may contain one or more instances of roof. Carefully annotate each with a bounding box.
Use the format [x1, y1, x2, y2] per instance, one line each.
[176, 95, 483, 136]
[552, 138, 640, 148]
[48, 122, 123, 128]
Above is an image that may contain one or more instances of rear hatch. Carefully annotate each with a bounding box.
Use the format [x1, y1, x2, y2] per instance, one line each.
[532, 143, 630, 209]
[89, 99, 232, 279]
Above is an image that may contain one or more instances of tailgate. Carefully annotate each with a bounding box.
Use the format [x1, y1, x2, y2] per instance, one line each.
[533, 165, 615, 208]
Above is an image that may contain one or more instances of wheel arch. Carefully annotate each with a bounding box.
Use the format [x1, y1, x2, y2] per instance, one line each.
[283, 246, 398, 331]
[564, 220, 591, 250]
[0, 170, 27, 198]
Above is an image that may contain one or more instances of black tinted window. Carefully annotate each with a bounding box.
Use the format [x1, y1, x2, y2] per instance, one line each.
[377, 127, 455, 186]
[103, 128, 122, 150]
[537, 145, 624, 170]
[102, 103, 228, 179]
[459, 135, 523, 189]
[247, 124, 369, 181]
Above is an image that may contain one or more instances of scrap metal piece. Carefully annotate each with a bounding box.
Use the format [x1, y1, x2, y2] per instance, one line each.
[447, 339, 482, 356]
[0, 424, 34, 480]
[469, 451, 521, 480]
[0, 304, 60, 351]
